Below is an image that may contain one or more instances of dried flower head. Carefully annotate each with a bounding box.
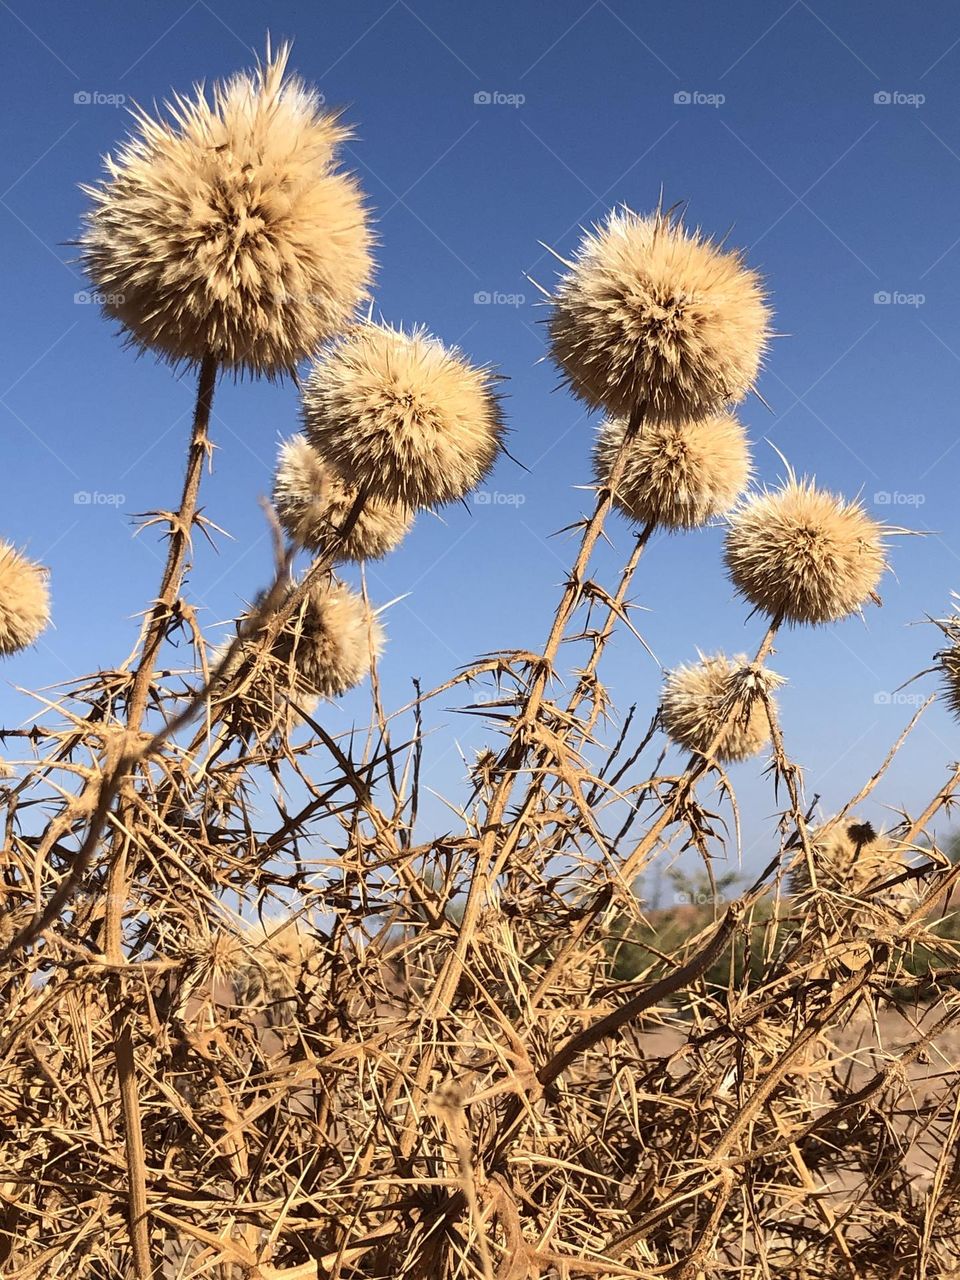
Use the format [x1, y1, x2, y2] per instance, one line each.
[224, 918, 317, 1028]
[660, 653, 784, 763]
[212, 634, 319, 741]
[302, 322, 505, 508]
[0, 542, 50, 657]
[273, 434, 413, 560]
[215, 581, 383, 738]
[80, 43, 373, 376]
[593, 412, 750, 529]
[790, 821, 910, 902]
[176, 916, 318, 1029]
[939, 644, 960, 720]
[271, 580, 385, 698]
[548, 206, 770, 421]
[724, 472, 889, 626]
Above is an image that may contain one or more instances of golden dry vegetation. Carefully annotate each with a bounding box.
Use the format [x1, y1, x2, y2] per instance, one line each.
[1, 41, 959, 1280]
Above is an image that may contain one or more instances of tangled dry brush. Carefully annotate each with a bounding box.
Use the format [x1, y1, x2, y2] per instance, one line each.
[2, 41, 960, 1280]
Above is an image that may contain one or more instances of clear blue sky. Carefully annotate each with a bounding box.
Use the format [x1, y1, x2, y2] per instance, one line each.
[2, 0, 960, 871]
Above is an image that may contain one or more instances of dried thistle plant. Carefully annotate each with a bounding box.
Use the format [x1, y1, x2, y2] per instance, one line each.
[789, 818, 912, 902]
[267, 578, 385, 697]
[593, 411, 750, 529]
[548, 205, 771, 420]
[939, 641, 960, 719]
[80, 41, 372, 375]
[302, 321, 505, 508]
[660, 651, 784, 762]
[725, 469, 889, 624]
[218, 580, 385, 733]
[933, 598, 960, 720]
[0, 540, 49, 655]
[210, 633, 320, 740]
[273, 433, 414, 560]
[182, 915, 318, 1029]
[2, 48, 959, 1280]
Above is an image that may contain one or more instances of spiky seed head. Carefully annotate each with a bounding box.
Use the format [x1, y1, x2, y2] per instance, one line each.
[593, 412, 750, 529]
[724, 473, 889, 626]
[271, 580, 385, 698]
[302, 322, 505, 509]
[790, 820, 914, 914]
[217, 580, 384, 737]
[183, 917, 317, 1029]
[80, 43, 373, 376]
[230, 919, 317, 1026]
[789, 821, 915, 971]
[273, 434, 414, 561]
[660, 653, 784, 763]
[548, 207, 771, 421]
[0, 542, 50, 656]
[211, 635, 320, 741]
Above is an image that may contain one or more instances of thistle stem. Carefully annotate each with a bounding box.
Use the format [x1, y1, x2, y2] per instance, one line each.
[125, 352, 219, 733]
[563, 520, 655, 743]
[105, 352, 218, 957]
[615, 613, 782, 886]
[527, 614, 784, 1008]
[428, 403, 648, 1015]
[105, 352, 218, 1280]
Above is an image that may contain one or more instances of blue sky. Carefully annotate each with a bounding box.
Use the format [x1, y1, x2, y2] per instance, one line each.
[2, 0, 960, 873]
